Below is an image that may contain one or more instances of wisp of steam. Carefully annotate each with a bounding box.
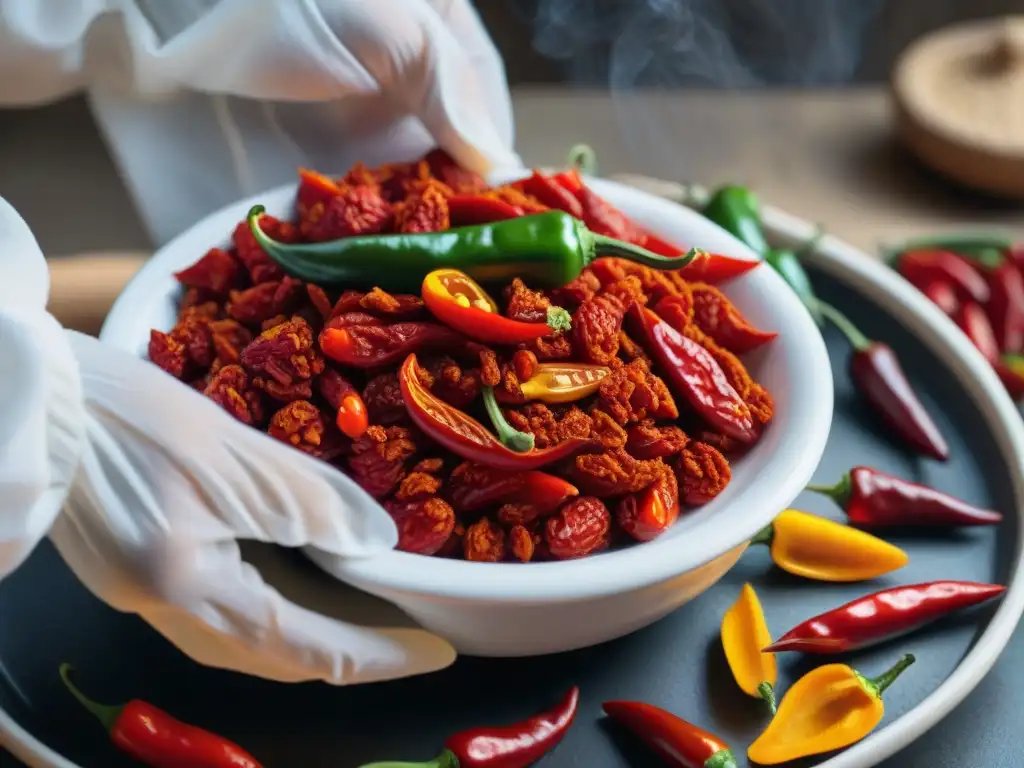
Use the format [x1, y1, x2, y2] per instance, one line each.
[517, 0, 884, 179]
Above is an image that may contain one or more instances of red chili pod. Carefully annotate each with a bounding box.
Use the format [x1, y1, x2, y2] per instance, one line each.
[919, 279, 959, 317]
[955, 300, 1001, 364]
[765, 581, 1006, 654]
[806, 465, 1002, 527]
[895, 249, 990, 304]
[603, 700, 737, 768]
[984, 261, 1024, 354]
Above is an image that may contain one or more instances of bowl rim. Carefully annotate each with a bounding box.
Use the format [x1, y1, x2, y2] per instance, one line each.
[99, 172, 834, 603]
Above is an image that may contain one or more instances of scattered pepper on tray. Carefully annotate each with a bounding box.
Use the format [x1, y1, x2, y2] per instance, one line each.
[721, 584, 777, 713]
[765, 581, 1006, 654]
[421, 268, 572, 344]
[806, 465, 1003, 527]
[750, 509, 908, 582]
[817, 302, 950, 461]
[59, 664, 262, 768]
[359, 686, 579, 768]
[747, 654, 915, 765]
[247, 206, 697, 292]
[602, 700, 738, 768]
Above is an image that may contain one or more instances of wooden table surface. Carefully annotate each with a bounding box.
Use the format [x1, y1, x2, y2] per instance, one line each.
[2, 86, 1023, 766]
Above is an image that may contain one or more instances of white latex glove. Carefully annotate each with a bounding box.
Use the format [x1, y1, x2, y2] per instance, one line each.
[0, 196, 456, 684]
[0, 0, 521, 245]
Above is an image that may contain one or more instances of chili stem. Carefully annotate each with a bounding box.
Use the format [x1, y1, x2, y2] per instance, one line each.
[59, 664, 122, 733]
[870, 653, 916, 695]
[757, 681, 778, 716]
[818, 301, 871, 352]
[482, 387, 536, 452]
[566, 143, 598, 176]
[357, 749, 459, 768]
[546, 306, 572, 333]
[590, 237, 700, 269]
[750, 523, 774, 546]
[805, 474, 852, 507]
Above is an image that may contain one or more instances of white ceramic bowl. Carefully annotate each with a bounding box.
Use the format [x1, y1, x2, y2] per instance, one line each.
[100, 173, 833, 656]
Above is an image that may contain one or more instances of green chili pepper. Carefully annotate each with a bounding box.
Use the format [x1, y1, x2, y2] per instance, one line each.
[702, 185, 769, 257]
[246, 207, 695, 291]
[766, 248, 824, 326]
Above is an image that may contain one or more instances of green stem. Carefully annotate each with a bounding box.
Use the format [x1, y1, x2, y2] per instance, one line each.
[546, 306, 572, 333]
[357, 749, 459, 768]
[59, 664, 123, 733]
[795, 226, 826, 259]
[705, 749, 739, 768]
[757, 681, 778, 716]
[818, 301, 872, 352]
[589, 234, 700, 271]
[804, 472, 852, 508]
[865, 653, 916, 697]
[482, 387, 535, 452]
[566, 143, 598, 176]
[750, 523, 774, 547]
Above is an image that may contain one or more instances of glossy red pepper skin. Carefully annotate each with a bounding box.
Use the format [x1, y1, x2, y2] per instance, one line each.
[629, 304, 757, 444]
[399, 354, 598, 470]
[765, 581, 1006, 654]
[807, 465, 1003, 527]
[319, 313, 466, 368]
[896, 249, 990, 304]
[520, 170, 585, 218]
[449, 466, 579, 514]
[448, 195, 523, 225]
[445, 686, 579, 768]
[955, 300, 1000, 363]
[678, 250, 760, 284]
[920, 279, 959, 316]
[850, 343, 949, 461]
[60, 666, 261, 768]
[602, 701, 737, 768]
[984, 262, 1024, 354]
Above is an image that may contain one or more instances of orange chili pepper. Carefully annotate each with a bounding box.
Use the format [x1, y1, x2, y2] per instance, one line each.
[747, 654, 915, 764]
[514, 363, 611, 404]
[721, 584, 777, 713]
[750, 509, 908, 581]
[421, 269, 571, 345]
[335, 392, 369, 439]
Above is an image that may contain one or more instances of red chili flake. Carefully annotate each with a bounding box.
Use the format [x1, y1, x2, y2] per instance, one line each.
[148, 329, 188, 379]
[497, 502, 544, 527]
[626, 419, 690, 459]
[394, 180, 451, 233]
[174, 314, 214, 369]
[653, 291, 695, 331]
[464, 517, 505, 562]
[570, 448, 666, 496]
[395, 472, 443, 501]
[509, 524, 536, 563]
[589, 408, 628, 449]
[598, 358, 678, 424]
[347, 425, 416, 498]
[573, 292, 628, 365]
[522, 332, 574, 361]
[227, 277, 303, 326]
[362, 372, 411, 425]
[504, 278, 552, 323]
[240, 316, 325, 387]
[691, 283, 777, 353]
[338, 162, 382, 192]
[232, 214, 299, 284]
[208, 319, 253, 365]
[545, 497, 612, 560]
[386, 498, 455, 556]
[203, 364, 264, 426]
[173, 248, 241, 294]
[617, 466, 680, 542]
[677, 442, 731, 505]
[268, 400, 343, 460]
[550, 268, 602, 309]
[303, 185, 394, 242]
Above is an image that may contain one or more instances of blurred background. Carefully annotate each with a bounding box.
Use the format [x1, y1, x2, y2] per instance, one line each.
[0, 0, 1020, 269]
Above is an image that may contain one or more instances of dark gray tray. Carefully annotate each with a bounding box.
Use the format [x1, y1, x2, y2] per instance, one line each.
[1, 267, 1018, 767]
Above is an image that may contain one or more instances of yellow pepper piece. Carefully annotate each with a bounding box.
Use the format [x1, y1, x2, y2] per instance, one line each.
[519, 363, 611, 404]
[747, 654, 915, 765]
[753, 509, 908, 581]
[721, 584, 777, 712]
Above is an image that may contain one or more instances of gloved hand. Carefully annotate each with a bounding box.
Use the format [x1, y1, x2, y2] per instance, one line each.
[0, 196, 458, 685]
[0, 0, 521, 245]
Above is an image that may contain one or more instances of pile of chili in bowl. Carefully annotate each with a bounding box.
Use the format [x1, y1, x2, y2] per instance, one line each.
[106, 149, 831, 654]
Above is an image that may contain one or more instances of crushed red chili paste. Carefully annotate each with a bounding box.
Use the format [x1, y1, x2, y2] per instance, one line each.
[147, 149, 775, 561]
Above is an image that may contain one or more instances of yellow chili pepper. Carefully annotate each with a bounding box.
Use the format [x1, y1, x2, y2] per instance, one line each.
[518, 363, 611, 404]
[721, 583, 777, 713]
[747, 653, 915, 765]
[750, 509, 908, 581]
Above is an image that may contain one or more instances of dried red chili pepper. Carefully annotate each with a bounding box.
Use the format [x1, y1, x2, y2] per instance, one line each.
[448, 463, 579, 514]
[602, 700, 737, 768]
[806, 465, 1002, 527]
[818, 302, 949, 461]
[519, 170, 584, 218]
[576, 184, 641, 241]
[421, 269, 571, 344]
[955, 300, 1001, 363]
[617, 467, 680, 541]
[359, 687, 579, 768]
[920, 279, 959, 316]
[399, 355, 597, 470]
[984, 260, 1024, 354]
[678, 250, 760, 285]
[691, 283, 778, 353]
[628, 304, 756, 444]
[765, 581, 1006, 654]
[319, 313, 465, 368]
[447, 194, 523, 225]
[894, 249, 991, 304]
[60, 664, 262, 768]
